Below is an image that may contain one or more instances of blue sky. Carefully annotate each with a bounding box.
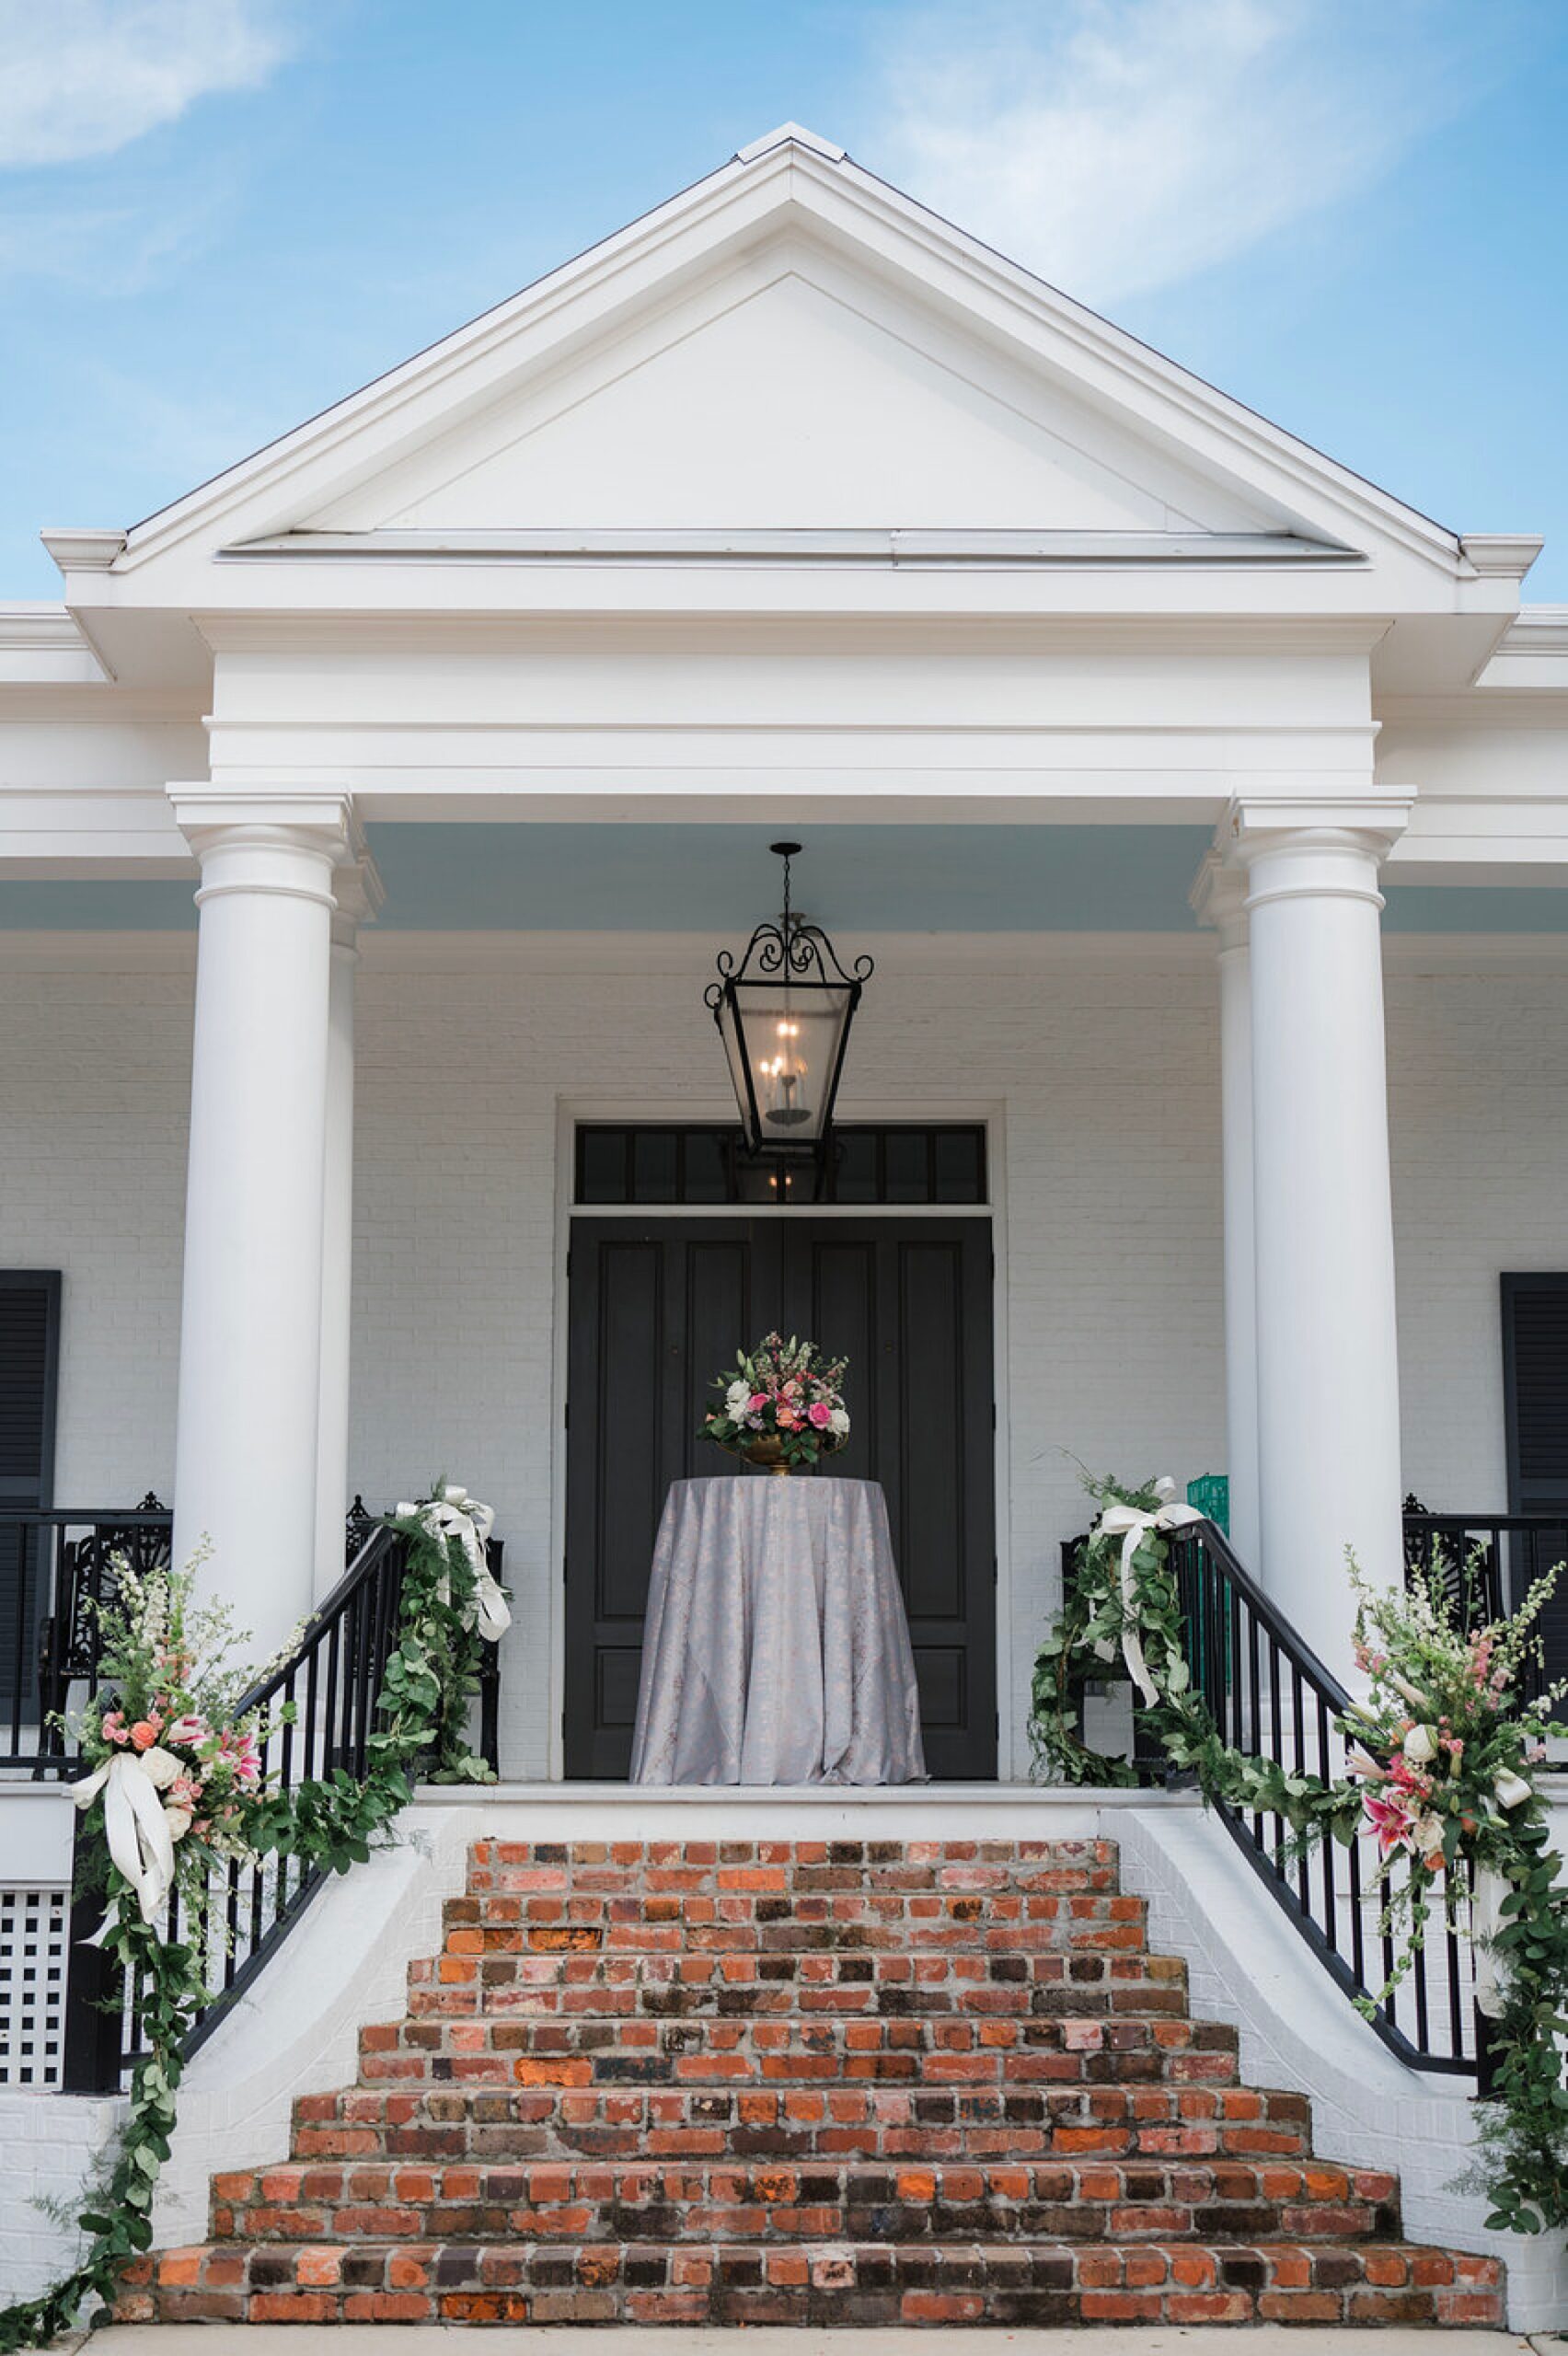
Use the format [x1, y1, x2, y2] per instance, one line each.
[2, 0, 1566, 598]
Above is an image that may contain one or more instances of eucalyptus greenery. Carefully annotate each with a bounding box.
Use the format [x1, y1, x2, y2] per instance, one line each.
[1029, 1472, 1568, 2238]
[0, 1505, 499, 2352]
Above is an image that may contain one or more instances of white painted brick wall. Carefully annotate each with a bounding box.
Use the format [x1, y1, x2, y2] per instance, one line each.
[3, 946, 1566, 1777]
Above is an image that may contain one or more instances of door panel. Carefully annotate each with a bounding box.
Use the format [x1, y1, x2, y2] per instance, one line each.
[787, 1224, 996, 1779]
[564, 1216, 995, 1779]
[565, 1222, 779, 1777]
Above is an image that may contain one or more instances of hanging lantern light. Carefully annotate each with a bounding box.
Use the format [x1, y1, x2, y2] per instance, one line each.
[706, 841, 873, 1164]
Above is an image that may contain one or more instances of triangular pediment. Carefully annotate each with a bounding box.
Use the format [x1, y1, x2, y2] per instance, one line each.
[306, 257, 1274, 537]
[102, 126, 1470, 589]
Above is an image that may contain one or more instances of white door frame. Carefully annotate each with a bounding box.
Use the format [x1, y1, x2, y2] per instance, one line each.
[544, 1094, 1013, 1781]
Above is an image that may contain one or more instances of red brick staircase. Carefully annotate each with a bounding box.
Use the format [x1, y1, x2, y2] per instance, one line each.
[122, 1837, 1505, 2326]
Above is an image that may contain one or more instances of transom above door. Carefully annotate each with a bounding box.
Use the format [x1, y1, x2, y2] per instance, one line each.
[563, 1137, 997, 1781]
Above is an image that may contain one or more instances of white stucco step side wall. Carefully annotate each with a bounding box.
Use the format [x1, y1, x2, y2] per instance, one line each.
[1115, 1796, 1568, 2337]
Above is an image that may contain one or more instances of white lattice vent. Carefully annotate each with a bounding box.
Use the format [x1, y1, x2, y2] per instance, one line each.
[0, 1887, 68, 2087]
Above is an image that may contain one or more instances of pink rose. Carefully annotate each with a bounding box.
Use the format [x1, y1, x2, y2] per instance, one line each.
[101, 1711, 129, 1746]
[748, 1392, 769, 1413]
[808, 1402, 832, 1428]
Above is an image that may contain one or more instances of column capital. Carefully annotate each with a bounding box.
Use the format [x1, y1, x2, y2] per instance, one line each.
[1188, 849, 1249, 950]
[167, 788, 354, 914]
[1226, 790, 1414, 861]
[1227, 793, 1414, 918]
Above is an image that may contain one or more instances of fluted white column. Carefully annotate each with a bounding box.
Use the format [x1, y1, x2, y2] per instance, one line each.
[1191, 854, 1259, 1572]
[1235, 797, 1412, 1675]
[314, 857, 381, 1599]
[169, 791, 350, 1646]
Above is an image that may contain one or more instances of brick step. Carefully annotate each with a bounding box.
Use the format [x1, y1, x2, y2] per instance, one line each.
[409, 1947, 1192, 2020]
[212, 2155, 1402, 2247]
[356, 2011, 1240, 2092]
[127, 2235, 1505, 2328]
[432, 1915, 1150, 1970]
[291, 2079, 1315, 2165]
[467, 1839, 1123, 1902]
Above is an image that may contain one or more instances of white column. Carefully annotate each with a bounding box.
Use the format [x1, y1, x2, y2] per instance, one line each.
[1191, 854, 1259, 1571]
[314, 858, 382, 1600]
[169, 791, 350, 1647]
[1235, 798, 1412, 1675]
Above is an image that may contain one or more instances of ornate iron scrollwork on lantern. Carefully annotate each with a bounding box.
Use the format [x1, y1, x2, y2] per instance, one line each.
[706, 841, 873, 1168]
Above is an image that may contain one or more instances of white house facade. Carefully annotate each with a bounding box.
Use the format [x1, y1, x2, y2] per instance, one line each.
[2, 127, 1566, 2328]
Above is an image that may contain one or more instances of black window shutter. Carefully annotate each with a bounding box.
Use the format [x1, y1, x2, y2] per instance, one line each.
[0, 1273, 61, 1728]
[1502, 1275, 1568, 1512]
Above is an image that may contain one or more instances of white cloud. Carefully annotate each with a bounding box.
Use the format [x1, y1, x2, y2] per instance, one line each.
[862, 0, 1512, 305]
[0, 0, 292, 168]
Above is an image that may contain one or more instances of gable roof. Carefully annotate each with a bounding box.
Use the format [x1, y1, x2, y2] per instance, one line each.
[79, 125, 1504, 588]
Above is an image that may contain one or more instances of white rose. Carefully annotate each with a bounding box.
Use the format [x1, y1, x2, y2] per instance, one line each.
[138, 1745, 182, 1790]
[725, 1380, 751, 1418]
[828, 1407, 850, 1438]
[163, 1803, 193, 1842]
[1402, 1724, 1438, 1765]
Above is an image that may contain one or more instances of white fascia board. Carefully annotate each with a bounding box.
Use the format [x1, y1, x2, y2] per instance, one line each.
[0, 787, 193, 873]
[0, 603, 108, 685]
[1477, 606, 1568, 688]
[98, 133, 1486, 600]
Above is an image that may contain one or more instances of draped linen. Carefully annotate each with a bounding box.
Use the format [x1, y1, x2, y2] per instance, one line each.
[629, 1476, 927, 1785]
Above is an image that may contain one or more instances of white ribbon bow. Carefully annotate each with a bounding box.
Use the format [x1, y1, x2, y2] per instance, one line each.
[1471, 1865, 1510, 2021]
[1090, 1475, 1204, 1705]
[397, 1484, 511, 1640]
[72, 1751, 178, 1942]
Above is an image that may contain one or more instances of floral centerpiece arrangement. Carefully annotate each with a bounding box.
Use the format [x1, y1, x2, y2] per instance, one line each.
[701, 1332, 849, 1473]
[70, 1547, 278, 1938]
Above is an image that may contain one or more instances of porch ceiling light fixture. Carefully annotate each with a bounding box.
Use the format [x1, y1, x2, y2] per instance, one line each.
[706, 840, 873, 1163]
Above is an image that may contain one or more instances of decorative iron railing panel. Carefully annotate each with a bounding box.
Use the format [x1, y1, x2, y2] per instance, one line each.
[0, 1503, 173, 1773]
[1403, 1510, 1567, 1705]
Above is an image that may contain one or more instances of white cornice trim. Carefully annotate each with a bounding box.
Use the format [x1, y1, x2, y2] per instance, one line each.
[1457, 534, 1543, 581]
[40, 528, 125, 573]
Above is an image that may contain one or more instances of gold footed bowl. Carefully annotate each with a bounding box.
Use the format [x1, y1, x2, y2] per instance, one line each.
[736, 1434, 846, 1475]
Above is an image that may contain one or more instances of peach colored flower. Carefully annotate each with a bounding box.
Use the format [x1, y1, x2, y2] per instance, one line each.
[130, 1720, 159, 1750]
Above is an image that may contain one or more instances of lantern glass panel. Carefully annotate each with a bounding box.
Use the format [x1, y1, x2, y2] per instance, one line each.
[731, 978, 854, 1148]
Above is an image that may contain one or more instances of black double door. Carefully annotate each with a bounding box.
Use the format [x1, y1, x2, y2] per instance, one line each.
[563, 1217, 996, 1779]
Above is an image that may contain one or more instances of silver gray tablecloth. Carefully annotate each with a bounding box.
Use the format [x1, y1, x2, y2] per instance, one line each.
[629, 1476, 928, 1785]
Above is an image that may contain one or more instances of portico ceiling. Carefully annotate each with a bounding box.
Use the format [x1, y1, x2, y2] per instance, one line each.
[1, 821, 1564, 933]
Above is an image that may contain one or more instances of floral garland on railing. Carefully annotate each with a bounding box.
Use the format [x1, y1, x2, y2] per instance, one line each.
[1029, 1472, 1568, 2237]
[0, 1483, 507, 2353]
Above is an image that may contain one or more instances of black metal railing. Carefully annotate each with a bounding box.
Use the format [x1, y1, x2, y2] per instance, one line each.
[1162, 1520, 1478, 2075]
[1, 1501, 174, 1773]
[64, 1522, 411, 2088]
[57, 1510, 505, 2089]
[1402, 1504, 1568, 1707]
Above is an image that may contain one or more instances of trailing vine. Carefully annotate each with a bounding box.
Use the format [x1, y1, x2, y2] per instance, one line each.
[0, 1491, 502, 2352]
[1030, 1472, 1568, 2238]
